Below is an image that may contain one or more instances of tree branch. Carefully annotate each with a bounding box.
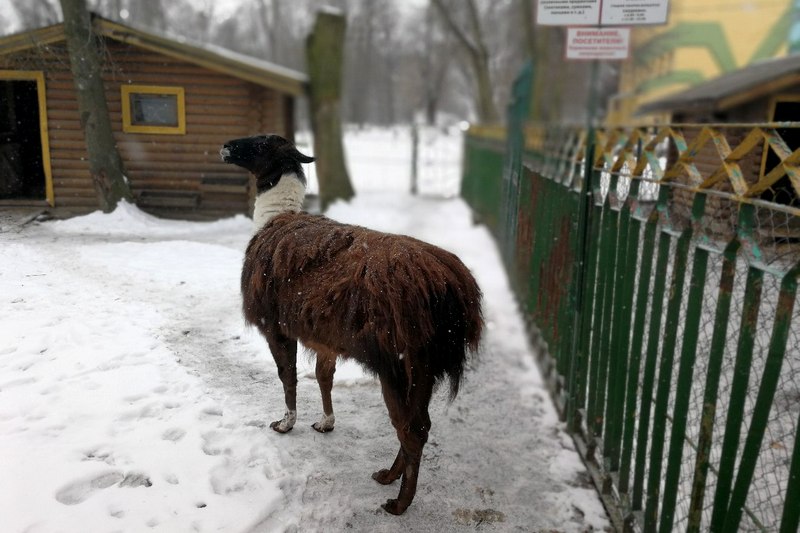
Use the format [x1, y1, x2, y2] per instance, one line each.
[431, 0, 478, 57]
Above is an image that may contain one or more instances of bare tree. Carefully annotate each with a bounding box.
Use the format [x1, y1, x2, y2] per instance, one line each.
[420, 4, 453, 125]
[128, 0, 166, 32]
[60, 0, 132, 211]
[431, 0, 499, 123]
[306, 9, 354, 210]
[12, 0, 61, 30]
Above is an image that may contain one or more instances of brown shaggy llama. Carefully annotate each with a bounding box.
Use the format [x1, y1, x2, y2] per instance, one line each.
[220, 134, 483, 515]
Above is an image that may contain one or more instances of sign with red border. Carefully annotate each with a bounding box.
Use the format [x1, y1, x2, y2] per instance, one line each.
[565, 27, 631, 60]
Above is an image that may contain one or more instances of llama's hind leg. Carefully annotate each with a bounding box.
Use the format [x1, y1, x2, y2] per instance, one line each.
[379, 370, 435, 515]
[373, 375, 406, 484]
[312, 350, 336, 433]
[265, 332, 298, 433]
[372, 448, 404, 485]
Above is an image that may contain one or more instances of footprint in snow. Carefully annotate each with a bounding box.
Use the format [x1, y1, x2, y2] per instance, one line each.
[55, 471, 152, 505]
[55, 471, 124, 505]
[162, 427, 186, 441]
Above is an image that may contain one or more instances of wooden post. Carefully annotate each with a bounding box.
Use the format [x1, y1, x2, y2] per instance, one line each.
[60, 0, 132, 212]
[306, 10, 354, 211]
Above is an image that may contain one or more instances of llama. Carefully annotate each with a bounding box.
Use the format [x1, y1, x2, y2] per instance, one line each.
[220, 134, 483, 515]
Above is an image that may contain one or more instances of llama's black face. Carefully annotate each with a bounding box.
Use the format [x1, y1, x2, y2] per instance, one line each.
[220, 134, 314, 192]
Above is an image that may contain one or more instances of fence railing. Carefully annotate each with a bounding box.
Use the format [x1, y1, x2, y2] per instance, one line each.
[461, 120, 800, 531]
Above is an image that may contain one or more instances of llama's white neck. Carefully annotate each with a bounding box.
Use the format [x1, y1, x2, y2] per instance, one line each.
[253, 173, 306, 230]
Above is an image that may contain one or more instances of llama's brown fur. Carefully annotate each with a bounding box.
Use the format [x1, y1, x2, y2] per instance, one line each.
[242, 211, 482, 514]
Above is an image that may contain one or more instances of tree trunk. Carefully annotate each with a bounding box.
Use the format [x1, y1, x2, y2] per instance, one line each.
[431, 0, 499, 124]
[306, 10, 355, 211]
[60, 0, 132, 212]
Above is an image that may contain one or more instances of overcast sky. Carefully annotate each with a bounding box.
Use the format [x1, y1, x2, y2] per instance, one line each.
[0, 0, 429, 36]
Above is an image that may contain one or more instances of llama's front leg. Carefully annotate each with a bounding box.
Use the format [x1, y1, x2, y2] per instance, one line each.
[266, 334, 298, 433]
[312, 352, 336, 433]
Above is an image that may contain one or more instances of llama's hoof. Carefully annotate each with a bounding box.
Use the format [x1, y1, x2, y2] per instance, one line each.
[371, 469, 399, 485]
[269, 420, 293, 433]
[311, 413, 335, 433]
[269, 410, 296, 433]
[380, 498, 406, 515]
[311, 422, 334, 433]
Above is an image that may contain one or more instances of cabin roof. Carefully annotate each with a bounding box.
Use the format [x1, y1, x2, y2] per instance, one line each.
[0, 14, 307, 96]
[637, 54, 800, 116]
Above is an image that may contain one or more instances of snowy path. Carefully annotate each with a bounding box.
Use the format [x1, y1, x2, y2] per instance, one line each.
[1, 193, 608, 532]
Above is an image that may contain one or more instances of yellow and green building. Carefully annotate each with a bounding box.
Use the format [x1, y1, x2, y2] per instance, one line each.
[609, 0, 795, 124]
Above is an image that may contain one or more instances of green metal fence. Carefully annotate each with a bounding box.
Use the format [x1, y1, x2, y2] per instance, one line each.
[461, 108, 800, 531]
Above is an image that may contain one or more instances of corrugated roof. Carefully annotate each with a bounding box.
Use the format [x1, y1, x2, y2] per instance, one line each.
[0, 14, 307, 96]
[637, 54, 800, 116]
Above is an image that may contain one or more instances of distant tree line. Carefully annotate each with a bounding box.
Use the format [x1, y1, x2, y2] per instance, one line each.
[5, 0, 618, 126]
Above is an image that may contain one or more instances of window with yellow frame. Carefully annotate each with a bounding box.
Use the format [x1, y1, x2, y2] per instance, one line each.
[121, 85, 185, 134]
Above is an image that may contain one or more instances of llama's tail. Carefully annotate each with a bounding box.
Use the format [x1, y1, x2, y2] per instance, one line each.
[433, 267, 483, 402]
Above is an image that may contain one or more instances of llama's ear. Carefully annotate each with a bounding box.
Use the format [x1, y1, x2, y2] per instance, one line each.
[291, 148, 315, 164]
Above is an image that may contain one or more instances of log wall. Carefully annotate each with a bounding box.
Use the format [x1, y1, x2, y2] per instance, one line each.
[1, 38, 294, 219]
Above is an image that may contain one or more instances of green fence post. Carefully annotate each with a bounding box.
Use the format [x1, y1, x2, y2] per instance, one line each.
[566, 125, 597, 433]
[633, 214, 671, 512]
[644, 190, 694, 531]
[659, 193, 710, 532]
[592, 178, 619, 440]
[619, 205, 657, 496]
[582, 195, 605, 446]
[722, 262, 799, 531]
[686, 239, 741, 532]
[781, 360, 800, 532]
[709, 205, 763, 531]
[606, 179, 641, 473]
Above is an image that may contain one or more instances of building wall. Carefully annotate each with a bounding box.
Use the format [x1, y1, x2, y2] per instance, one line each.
[0, 38, 292, 218]
[610, 0, 791, 124]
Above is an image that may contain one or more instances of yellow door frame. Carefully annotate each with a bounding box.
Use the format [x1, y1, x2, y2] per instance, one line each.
[0, 70, 54, 206]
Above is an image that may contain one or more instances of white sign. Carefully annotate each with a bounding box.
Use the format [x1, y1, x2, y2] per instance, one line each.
[537, 0, 601, 26]
[566, 27, 631, 60]
[600, 1, 669, 25]
[537, 0, 668, 26]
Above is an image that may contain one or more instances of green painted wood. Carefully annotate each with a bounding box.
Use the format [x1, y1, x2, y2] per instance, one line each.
[619, 213, 655, 495]
[594, 201, 619, 439]
[708, 266, 764, 531]
[658, 194, 709, 531]
[660, 251, 709, 529]
[588, 182, 613, 439]
[582, 200, 606, 438]
[644, 225, 692, 532]
[633, 216, 671, 512]
[686, 239, 741, 533]
[708, 205, 763, 532]
[722, 264, 799, 531]
[781, 355, 800, 533]
[604, 199, 629, 469]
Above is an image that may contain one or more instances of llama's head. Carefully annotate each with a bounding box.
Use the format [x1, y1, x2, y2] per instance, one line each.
[221, 134, 315, 228]
[220, 134, 314, 193]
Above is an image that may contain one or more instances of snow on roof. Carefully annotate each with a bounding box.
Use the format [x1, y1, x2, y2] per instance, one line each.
[0, 14, 308, 95]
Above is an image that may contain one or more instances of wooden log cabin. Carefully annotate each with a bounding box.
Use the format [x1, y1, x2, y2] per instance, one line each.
[0, 14, 307, 219]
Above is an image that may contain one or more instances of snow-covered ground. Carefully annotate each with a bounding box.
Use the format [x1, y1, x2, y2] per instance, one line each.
[0, 130, 609, 532]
